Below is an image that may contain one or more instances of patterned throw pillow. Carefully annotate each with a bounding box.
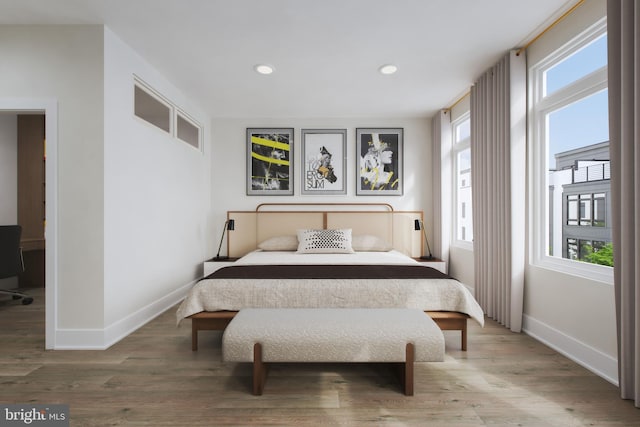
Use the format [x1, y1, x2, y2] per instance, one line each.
[296, 229, 354, 254]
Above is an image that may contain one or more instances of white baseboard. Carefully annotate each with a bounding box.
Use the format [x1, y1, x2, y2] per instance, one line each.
[53, 280, 195, 350]
[522, 314, 618, 386]
[53, 328, 107, 350]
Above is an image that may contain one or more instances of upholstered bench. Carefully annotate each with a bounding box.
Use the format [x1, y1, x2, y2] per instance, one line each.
[222, 308, 445, 396]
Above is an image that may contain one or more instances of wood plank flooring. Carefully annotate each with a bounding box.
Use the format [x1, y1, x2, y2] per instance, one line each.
[1, 289, 638, 426]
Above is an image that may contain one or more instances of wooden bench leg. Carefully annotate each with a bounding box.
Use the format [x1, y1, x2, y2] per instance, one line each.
[192, 321, 198, 351]
[396, 343, 414, 396]
[404, 343, 414, 396]
[253, 343, 268, 395]
[461, 323, 467, 351]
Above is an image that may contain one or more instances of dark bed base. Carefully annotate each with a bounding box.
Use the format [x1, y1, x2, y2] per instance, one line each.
[187, 311, 469, 352]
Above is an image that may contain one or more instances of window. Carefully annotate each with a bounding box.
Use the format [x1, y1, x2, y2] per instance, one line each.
[567, 238, 608, 262]
[566, 193, 606, 227]
[567, 193, 606, 227]
[544, 34, 608, 97]
[452, 113, 472, 247]
[579, 194, 592, 225]
[567, 195, 578, 225]
[567, 238, 578, 260]
[134, 84, 171, 133]
[176, 112, 200, 149]
[530, 18, 612, 281]
[134, 77, 202, 151]
[593, 193, 606, 226]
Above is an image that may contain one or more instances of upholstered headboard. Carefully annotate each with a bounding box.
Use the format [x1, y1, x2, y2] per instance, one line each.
[226, 203, 424, 258]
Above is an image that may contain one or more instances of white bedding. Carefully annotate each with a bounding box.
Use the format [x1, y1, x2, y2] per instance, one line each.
[235, 249, 422, 266]
[176, 250, 485, 326]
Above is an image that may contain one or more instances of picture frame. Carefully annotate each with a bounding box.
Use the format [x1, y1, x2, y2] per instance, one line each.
[301, 129, 347, 195]
[246, 128, 294, 196]
[356, 128, 403, 195]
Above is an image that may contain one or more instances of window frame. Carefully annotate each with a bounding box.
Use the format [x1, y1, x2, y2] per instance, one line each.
[133, 79, 173, 135]
[133, 76, 203, 153]
[176, 109, 202, 150]
[451, 112, 473, 250]
[528, 17, 612, 283]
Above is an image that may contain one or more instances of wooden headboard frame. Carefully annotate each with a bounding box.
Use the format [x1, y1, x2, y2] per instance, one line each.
[226, 203, 424, 258]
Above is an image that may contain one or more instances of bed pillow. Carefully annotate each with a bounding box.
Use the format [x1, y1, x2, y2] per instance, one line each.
[258, 235, 299, 251]
[351, 234, 393, 252]
[296, 229, 354, 254]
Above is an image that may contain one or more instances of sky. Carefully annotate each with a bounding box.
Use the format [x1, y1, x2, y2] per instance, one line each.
[546, 34, 609, 167]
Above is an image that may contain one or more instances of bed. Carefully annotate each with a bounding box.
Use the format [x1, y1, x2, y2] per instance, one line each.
[177, 203, 485, 351]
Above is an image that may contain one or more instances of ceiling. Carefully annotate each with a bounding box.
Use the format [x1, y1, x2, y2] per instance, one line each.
[0, 0, 575, 118]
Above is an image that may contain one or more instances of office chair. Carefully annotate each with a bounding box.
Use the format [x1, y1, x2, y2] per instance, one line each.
[0, 225, 34, 305]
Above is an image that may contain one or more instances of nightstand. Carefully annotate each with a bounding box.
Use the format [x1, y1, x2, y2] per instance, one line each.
[414, 257, 447, 274]
[203, 257, 239, 276]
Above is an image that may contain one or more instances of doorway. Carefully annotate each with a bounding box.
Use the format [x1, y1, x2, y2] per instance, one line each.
[0, 99, 58, 349]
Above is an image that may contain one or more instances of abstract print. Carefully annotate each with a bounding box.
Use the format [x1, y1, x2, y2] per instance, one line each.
[247, 128, 293, 195]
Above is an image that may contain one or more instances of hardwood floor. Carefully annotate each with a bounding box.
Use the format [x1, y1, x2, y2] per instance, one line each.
[1, 289, 638, 426]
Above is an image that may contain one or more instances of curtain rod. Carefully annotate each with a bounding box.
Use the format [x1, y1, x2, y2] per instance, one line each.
[516, 0, 585, 56]
[444, 91, 470, 112]
[444, 0, 585, 111]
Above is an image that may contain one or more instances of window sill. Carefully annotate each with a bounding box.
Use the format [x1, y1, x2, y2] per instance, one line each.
[533, 255, 613, 285]
[451, 240, 474, 251]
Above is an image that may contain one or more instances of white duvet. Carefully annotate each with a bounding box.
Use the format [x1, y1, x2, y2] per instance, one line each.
[176, 250, 485, 326]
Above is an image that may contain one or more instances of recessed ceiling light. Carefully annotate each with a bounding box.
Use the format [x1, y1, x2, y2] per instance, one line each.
[379, 64, 398, 75]
[254, 64, 274, 75]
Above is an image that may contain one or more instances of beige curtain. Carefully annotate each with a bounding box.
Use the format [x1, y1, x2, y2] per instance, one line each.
[470, 51, 526, 332]
[608, 0, 640, 406]
[431, 110, 451, 261]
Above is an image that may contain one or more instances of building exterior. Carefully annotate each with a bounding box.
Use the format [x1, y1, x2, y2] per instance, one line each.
[548, 141, 611, 261]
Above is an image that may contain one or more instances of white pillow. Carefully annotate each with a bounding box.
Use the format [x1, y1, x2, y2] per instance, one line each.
[258, 235, 298, 251]
[296, 229, 354, 254]
[351, 234, 393, 252]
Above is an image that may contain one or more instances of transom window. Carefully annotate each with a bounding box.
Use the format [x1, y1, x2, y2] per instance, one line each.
[134, 78, 202, 151]
[544, 33, 608, 97]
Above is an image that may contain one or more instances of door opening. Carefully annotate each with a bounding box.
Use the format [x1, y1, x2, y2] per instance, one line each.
[0, 98, 58, 349]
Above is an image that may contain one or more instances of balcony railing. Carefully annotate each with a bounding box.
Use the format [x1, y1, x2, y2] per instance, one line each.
[572, 162, 610, 183]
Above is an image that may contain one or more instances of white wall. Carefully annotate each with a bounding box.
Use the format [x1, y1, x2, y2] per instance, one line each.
[210, 117, 432, 252]
[523, 0, 617, 384]
[0, 113, 17, 224]
[0, 25, 211, 349]
[449, 245, 474, 286]
[0, 25, 106, 331]
[103, 28, 211, 343]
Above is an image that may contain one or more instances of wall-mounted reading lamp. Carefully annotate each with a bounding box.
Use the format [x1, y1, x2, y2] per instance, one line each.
[414, 219, 434, 260]
[214, 219, 235, 260]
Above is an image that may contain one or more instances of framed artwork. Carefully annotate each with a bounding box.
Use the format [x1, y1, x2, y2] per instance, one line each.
[356, 128, 403, 195]
[301, 129, 347, 195]
[246, 128, 294, 195]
